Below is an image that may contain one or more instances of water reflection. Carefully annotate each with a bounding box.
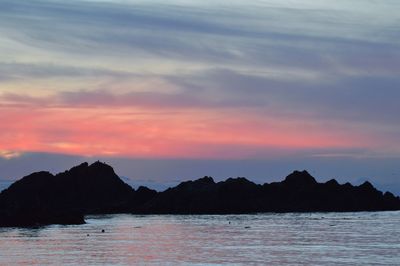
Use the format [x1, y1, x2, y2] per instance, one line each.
[0, 212, 399, 265]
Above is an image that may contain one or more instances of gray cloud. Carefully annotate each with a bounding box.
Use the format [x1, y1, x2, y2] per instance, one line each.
[166, 68, 400, 126]
[1, 86, 261, 109]
[2, 65, 400, 129]
[2, 0, 399, 70]
[0, 62, 135, 81]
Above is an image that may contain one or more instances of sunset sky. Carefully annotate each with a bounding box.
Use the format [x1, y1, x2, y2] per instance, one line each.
[1, 0, 400, 193]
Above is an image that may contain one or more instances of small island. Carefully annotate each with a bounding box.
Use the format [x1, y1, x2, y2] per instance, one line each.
[0, 162, 399, 227]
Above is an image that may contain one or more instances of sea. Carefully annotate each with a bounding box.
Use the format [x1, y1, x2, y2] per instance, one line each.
[0, 212, 399, 265]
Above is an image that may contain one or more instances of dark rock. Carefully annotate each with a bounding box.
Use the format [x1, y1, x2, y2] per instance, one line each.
[139, 176, 219, 214]
[325, 179, 340, 187]
[0, 161, 134, 227]
[0, 209, 85, 228]
[1, 162, 399, 227]
[139, 171, 400, 214]
[0, 161, 134, 214]
[283, 170, 317, 187]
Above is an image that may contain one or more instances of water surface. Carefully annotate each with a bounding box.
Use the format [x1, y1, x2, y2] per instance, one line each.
[0, 212, 399, 265]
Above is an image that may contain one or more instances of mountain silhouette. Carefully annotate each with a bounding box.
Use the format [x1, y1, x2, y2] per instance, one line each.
[1, 162, 399, 227]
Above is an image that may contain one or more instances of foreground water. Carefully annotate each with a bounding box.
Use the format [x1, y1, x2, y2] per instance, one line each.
[0, 212, 399, 265]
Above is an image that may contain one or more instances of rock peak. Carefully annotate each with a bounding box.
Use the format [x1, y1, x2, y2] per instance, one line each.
[325, 179, 339, 186]
[197, 176, 215, 184]
[88, 161, 115, 172]
[90, 160, 110, 167]
[359, 181, 374, 190]
[69, 162, 89, 171]
[284, 170, 317, 186]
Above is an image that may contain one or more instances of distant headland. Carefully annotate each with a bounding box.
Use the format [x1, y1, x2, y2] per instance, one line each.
[1, 161, 399, 227]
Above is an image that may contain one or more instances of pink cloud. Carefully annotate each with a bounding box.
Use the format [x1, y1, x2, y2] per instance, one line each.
[0, 102, 382, 159]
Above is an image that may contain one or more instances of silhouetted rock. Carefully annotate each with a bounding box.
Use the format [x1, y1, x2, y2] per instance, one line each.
[0, 161, 135, 227]
[0, 161, 133, 212]
[283, 170, 317, 187]
[0, 209, 85, 228]
[124, 186, 157, 212]
[1, 163, 399, 227]
[138, 176, 219, 214]
[325, 179, 340, 187]
[139, 171, 400, 214]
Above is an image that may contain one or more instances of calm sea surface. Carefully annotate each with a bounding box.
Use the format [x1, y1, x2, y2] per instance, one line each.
[0, 212, 399, 265]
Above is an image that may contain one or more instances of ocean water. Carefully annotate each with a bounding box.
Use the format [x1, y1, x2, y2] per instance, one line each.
[0, 212, 399, 265]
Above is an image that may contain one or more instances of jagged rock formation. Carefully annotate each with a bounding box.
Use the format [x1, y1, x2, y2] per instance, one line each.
[140, 170, 400, 214]
[0, 161, 155, 227]
[0, 163, 399, 227]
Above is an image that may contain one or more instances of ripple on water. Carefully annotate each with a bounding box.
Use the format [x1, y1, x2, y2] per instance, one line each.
[0, 212, 399, 265]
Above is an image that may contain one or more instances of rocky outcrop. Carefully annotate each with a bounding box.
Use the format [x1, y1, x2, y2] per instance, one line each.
[140, 170, 400, 214]
[1, 163, 399, 227]
[0, 161, 153, 227]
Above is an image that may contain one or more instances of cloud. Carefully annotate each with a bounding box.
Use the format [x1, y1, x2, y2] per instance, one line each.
[1, 88, 247, 109]
[0, 150, 22, 160]
[2, 0, 399, 70]
[1, 94, 385, 161]
[2, 65, 400, 124]
[0, 62, 136, 82]
[1, 0, 400, 186]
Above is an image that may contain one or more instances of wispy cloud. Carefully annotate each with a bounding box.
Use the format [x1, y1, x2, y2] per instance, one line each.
[0, 0, 400, 160]
[0, 150, 22, 160]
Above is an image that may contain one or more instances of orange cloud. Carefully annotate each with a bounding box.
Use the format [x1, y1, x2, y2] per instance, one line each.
[0, 150, 22, 159]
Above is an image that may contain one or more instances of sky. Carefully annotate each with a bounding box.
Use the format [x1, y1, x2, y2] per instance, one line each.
[1, 0, 400, 193]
